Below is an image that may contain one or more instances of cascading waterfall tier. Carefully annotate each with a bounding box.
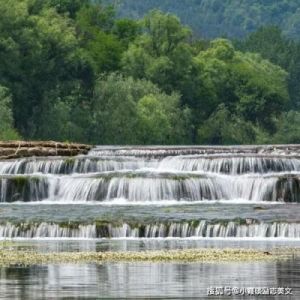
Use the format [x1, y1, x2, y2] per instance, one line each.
[0, 156, 155, 175]
[89, 145, 300, 157]
[0, 172, 299, 202]
[2, 154, 300, 176]
[0, 220, 299, 239]
[0, 145, 299, 240]
[0, 175, 49, 202]
[159, 155, 300, 174]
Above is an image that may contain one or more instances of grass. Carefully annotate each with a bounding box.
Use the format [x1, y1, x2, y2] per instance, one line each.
[0, 248, 297, 266]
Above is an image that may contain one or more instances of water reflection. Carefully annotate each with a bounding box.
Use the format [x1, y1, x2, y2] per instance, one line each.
[16, 238, 300, 253]
[1, 240, 298, 299]
[0, 259, 298, 299]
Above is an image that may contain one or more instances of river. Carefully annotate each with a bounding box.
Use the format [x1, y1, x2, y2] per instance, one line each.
[0, 145, 299, 298]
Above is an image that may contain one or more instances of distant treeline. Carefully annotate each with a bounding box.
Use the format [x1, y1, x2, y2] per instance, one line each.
[0, 0, 299, 145]
[105, 0, 300, 39]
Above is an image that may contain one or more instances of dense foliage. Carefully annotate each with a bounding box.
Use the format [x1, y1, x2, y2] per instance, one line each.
[0, 0, 299, 144]
[90, 73, 191, 144]
[0, 86, 20, 140]
[236, 26, 300, 109]
[105, 0, 300, 39]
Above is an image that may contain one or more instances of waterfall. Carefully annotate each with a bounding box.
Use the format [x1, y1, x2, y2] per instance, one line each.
[0, 223, 97, 239]
[0, 175, 49, 202]
[88, 147, 257, 157]
[0, 145, 299, 240]
[159, 155, 300, 174]
[0, 156, 154, 175]
[88, 145, 299, 157]
[0, 172, 299, 202]
[0, 221, 299, 239]
[0, 145, 299, 243]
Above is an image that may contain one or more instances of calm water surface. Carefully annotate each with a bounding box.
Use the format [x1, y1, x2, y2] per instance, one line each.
[0, 259, 299, 299]
[0, 240, 299, 299]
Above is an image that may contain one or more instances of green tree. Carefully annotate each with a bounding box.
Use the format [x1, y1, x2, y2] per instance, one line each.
[113, 18, 140, 48]
[75, 3, 123, 74]
[236, 26, 300, 109]
[272, 111, 300, 144]
[122, 10, 193, 94]
[90, 73, 190, 144]
[48, 0, 89, 18]
[197, 105, 260, 145]
[0, 1, 296, 146]
[0, 0, 91, 137]
[195, 39, 289, 133]
[0, 86, 20, 140]
[35, 86, 91, 143]
[137, 94, 191, 144]
[105, 0, 300, 39]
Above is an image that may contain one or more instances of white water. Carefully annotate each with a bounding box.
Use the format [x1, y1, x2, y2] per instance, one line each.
[0, 221, 299, 239]
[0, 171, 298, 202]
[88, 145, 300, 157]
[51, 174, 284, 202]
[159, 155, 300, 174]
[0, 156, 154, 175]
[0, 147, 298, 210]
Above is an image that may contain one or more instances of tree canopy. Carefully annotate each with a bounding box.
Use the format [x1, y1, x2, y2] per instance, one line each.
[0, 1, 299, 144]
[105, 0, 300, 39]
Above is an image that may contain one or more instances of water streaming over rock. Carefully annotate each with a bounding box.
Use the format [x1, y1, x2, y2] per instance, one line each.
[159, 155, 300, 174]
[0, 156, 154, 175]
[0, 146, 299, 239]
[0, 172, 299, 202]
[89, 145, 300, 157]
[0, 221, 299, 239]
[0, 145, 300, 203]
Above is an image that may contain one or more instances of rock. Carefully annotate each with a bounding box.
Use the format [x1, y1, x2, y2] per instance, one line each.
[0, 141, 93, 160]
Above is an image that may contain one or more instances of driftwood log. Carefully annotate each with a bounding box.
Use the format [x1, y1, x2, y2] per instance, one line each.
[0, 141, 92, 160]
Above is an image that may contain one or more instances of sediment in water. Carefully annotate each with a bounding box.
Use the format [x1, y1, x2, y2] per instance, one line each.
[0, 248, 290, 265]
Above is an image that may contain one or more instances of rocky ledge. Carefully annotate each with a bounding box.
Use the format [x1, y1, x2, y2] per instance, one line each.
[0, 141, 92, 160]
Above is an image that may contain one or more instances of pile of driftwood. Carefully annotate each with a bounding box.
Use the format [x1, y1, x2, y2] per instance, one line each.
[0, 141, 92, 160]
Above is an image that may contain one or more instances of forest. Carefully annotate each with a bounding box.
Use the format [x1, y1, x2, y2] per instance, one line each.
[107, 0, 300, 39]
[0, 0, 300, 145]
